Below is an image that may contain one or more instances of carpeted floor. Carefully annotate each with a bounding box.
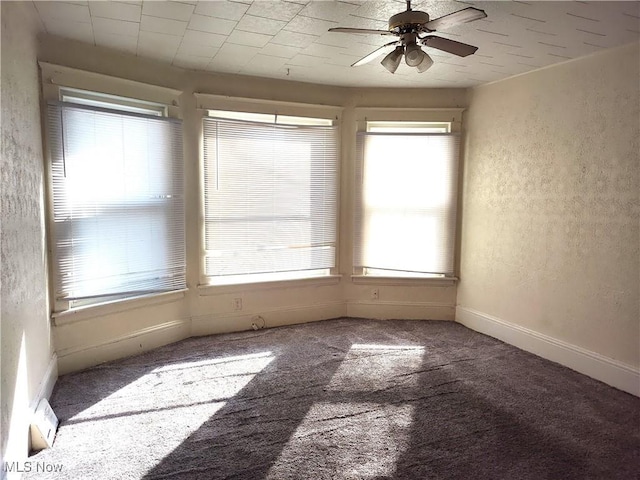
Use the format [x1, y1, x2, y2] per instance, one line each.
[27, 318, 639, 479]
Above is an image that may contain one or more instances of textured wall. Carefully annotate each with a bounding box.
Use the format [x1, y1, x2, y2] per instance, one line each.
[1, 1, 52, 468]
[458, 43, 640, 367]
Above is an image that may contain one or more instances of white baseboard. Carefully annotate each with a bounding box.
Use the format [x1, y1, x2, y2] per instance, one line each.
[191, 301, 346, 337]
[347, 300, 455, 321]
[456, 306, 640, 396]
[56, 319, 191, 375]
[27, 353, 59, 452]
[30, 353, 58, 410]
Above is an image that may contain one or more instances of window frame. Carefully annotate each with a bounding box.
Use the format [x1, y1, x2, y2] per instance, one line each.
[40, 63, 185, 314]
[352, 108, 464, 282]
[197, 98, 343, 287]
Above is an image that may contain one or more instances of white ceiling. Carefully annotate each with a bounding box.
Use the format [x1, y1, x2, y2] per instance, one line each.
[33, 0, 640, 88]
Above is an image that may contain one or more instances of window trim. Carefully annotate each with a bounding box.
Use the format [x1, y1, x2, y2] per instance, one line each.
[366, 121, 451, 133]
[350, 274, 457, 286]
[194, 92, 343, 121]
[197, 274, 342, 296]
[354, 107, 463, 134]
[207, 109, 334, 126]
[51, 289, 188, 326]
[39, 62, 182, 111]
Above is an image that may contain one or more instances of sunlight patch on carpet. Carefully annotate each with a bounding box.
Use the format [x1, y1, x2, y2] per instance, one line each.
[67, 351, 275, 423]
[151, 351, 274, 373]
[57, 401, 225, 478]
[49, 351, 276, 478]
[325, 343, 425, 392]
[352, 344, 425, 352]
[267, 402, 415, 479]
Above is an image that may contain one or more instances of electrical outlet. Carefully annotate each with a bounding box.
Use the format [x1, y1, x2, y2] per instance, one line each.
[371, 288, 379, 300]
[233, 298, 242, 310]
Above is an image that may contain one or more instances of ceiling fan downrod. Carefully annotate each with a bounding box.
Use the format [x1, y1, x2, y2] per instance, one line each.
[389, 3, 430, 33]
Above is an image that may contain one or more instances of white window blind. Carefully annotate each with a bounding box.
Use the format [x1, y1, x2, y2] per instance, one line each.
[47, 102, 186, 306]
[354, 131, 460, 276]
[203, 116, 338, 281]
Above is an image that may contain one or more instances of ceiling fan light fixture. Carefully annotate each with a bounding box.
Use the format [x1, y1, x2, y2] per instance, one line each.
[416, 52, 434, 73]
[404, 42, 425, 67]
[381, 45, 404, 73]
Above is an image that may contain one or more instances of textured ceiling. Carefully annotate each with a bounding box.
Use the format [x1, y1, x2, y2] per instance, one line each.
[33, 0, 640, 88]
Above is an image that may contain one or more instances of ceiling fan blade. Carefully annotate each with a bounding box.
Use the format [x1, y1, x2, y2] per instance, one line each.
[328, 27, 394, 36]
[352, 41, 400, 67]
[422, 36, 478, 57]
[423, 7, 486, 32]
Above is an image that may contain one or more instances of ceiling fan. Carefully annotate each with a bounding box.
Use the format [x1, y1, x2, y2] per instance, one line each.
[328, 1, 487, 73]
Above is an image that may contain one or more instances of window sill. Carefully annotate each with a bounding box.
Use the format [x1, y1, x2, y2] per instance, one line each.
[52, 289, 188, 326]
[350, 275, 458, 286]
[198, 274, 342, 296]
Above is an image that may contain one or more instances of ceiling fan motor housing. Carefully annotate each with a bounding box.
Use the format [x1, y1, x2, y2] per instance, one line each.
[388, 10, 430, 32]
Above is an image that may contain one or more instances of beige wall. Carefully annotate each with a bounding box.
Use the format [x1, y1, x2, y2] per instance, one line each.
[458, 42, 640, 368]
[38, 35, 466, 375]
[1, 2, 54, 474]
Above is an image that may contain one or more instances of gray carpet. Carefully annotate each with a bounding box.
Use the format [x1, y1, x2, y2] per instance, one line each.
[28, 318, 639, 479]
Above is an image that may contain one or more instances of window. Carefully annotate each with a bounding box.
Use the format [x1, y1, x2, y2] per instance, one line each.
[202, 111, 339, 284]
[46, 95, 186, 309]
[354, 122, 460, 278]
